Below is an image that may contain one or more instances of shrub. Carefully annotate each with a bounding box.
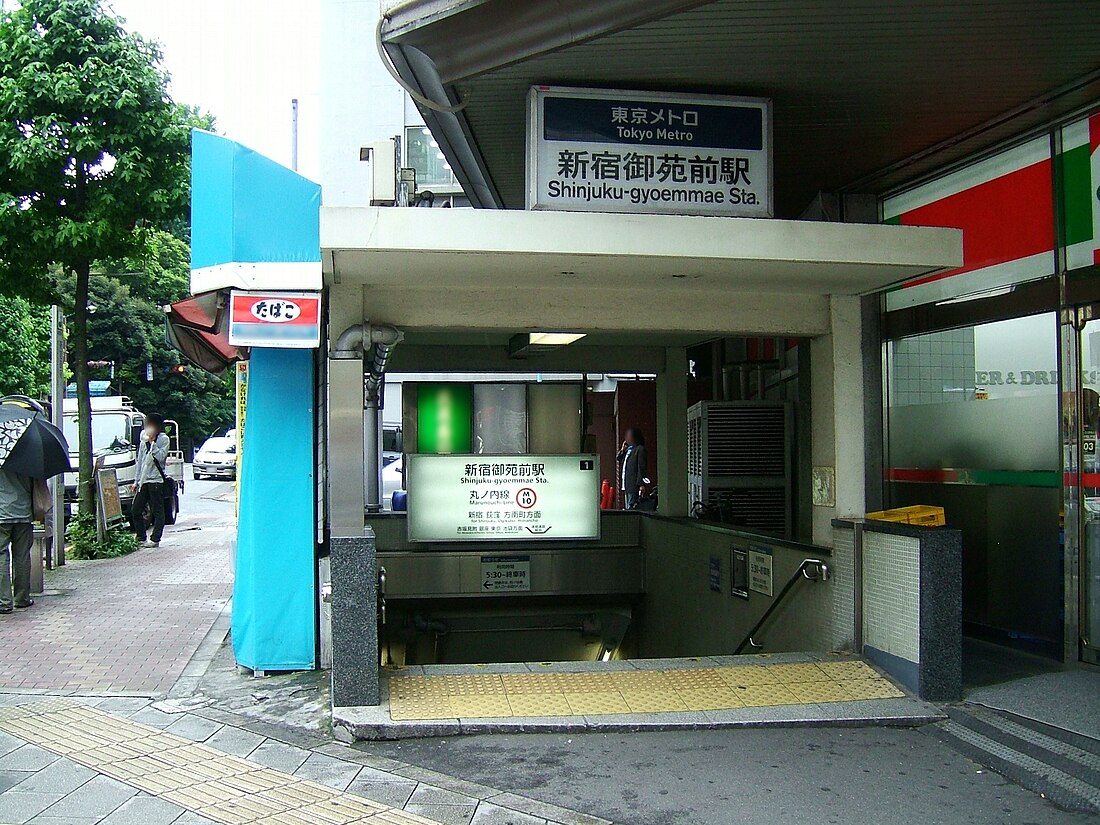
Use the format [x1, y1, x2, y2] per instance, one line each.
[65, 512, 139, 560]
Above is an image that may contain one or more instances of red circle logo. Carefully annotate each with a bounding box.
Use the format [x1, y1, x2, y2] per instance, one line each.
[516, 487, 537, 509]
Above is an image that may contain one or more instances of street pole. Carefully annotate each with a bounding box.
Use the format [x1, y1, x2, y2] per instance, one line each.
[291, 98, 299, 172]
[50, 305, 66, 567]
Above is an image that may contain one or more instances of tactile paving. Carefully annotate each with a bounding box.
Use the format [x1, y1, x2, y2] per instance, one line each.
[387, 659, 911, 720]
[0, 701, 445, 825]
[564, 691, 631, 715]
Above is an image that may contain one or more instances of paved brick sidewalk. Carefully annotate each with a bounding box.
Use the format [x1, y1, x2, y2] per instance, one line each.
[0, 500, 233, 696]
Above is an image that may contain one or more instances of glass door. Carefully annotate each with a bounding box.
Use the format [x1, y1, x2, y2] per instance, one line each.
[1071, 306, 1100, 665]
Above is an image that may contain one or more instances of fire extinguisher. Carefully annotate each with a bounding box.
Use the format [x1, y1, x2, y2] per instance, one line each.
[600, 479, 615, 510]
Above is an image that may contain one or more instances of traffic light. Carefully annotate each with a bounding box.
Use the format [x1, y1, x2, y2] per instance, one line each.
[170, 364, 186, 376]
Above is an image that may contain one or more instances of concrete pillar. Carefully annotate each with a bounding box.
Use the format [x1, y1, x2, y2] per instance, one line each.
[657, 347, 689, 517]
[831, 295, 867, 519]
[811, 295, 867, 545]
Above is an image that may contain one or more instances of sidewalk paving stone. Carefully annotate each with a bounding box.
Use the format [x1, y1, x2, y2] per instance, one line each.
[291, 752, 363, 790]
[32, 775, 135, 820]
[7, 757, 94, 794]
[0, 505, 232, 697]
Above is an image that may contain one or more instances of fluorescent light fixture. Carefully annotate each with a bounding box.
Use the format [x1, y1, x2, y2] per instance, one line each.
[508, 331, 587, 359]
[529, 332, 586, 346]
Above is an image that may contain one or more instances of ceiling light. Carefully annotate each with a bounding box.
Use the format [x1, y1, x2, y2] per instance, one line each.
[529, 332, 586, 345]
[508, 331, 587, 359]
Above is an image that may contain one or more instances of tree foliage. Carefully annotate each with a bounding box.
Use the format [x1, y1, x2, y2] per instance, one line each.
[0, 295, 50, 398]
[0, 0, 196, 294]
[0, 0, 199, 513]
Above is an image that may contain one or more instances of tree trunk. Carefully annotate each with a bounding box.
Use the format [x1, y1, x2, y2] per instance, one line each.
[72, 259, 95, 517]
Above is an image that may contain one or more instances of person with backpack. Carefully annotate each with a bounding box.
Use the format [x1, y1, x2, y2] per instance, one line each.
[131, 413, 170, 548]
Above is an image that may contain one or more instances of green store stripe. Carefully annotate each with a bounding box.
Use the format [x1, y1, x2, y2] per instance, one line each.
[1057, 142, 1094, 246]
[887, 467, 1060, 487]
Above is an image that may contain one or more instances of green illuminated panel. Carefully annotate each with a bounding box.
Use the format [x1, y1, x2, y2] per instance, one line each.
[417, 383, 473, 454]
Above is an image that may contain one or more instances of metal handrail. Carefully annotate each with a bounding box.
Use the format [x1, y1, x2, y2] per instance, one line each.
[734, 558, 831, 654]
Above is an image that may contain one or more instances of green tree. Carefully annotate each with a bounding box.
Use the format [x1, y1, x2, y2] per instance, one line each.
[0, 296, 50, 398]
[0, 0, 197, 514]
[63, 269, 234, 446]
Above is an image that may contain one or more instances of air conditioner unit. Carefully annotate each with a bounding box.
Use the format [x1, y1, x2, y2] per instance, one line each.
[688, 401, 793, 537]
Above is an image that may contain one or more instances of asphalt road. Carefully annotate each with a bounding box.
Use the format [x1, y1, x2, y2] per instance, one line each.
[369, 725, 1088, 825]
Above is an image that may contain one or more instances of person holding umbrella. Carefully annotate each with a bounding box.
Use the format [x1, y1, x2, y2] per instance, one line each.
[0, 401, 71, 614]
[0, 467, 34, 613]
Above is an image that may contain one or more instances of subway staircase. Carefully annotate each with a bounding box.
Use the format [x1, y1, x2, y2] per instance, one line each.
[928, 704, 1100, 814]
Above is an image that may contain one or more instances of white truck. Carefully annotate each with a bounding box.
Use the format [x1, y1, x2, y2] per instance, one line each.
[61, 396, 184, 521]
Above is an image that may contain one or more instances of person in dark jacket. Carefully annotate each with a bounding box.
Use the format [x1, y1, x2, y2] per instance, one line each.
[616, 428, 648, 510]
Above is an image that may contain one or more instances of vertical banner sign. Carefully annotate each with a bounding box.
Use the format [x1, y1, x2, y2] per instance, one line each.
[407, 454, 600, 541]
[528, 85, 772, 217]
[235, 361, 248, 515]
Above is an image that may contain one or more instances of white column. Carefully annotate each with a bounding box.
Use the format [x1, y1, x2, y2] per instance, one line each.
[811, 295, 867, 544]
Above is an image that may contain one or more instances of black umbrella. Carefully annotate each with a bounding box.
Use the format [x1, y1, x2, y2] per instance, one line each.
[0, 405, 71, 479]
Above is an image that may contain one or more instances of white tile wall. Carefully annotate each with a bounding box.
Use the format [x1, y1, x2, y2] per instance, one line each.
[826, 529, 856, 651]
[862, 531, 921, 663]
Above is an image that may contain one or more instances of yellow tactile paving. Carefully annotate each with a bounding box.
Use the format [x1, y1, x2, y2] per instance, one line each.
[388, 658, 909, 721]
[564, 691, 631, 715]
[714, 666, 783, 687]
[506, 693, 572, 716]
[0, 700, 436, 825]
[675, 687, 744, 711]
[817, 660, 882, 680]
[620, 690, 688, 713]
[732, 683, 804, 707]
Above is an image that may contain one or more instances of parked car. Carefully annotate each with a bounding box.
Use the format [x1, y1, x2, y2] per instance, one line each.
[193, 436, 237, 480]
[382, 456, 404, 510]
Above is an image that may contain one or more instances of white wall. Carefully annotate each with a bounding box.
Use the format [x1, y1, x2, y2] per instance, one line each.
[320, 0, 409, 206]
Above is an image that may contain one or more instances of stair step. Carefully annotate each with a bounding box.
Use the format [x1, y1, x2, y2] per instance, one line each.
[931, 710, 1100, 814]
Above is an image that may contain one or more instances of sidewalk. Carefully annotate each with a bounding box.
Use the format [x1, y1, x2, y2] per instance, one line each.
[0, 490, 233, 696]
[0, 695, 605, 825]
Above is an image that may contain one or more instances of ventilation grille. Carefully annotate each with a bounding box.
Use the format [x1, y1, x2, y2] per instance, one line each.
[705, 488, 787, 535]
[687, 401, 792, 538]
[704, 405, 786, 477]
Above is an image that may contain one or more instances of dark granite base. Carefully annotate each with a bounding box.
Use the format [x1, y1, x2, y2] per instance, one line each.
[330, 531, 380, 706]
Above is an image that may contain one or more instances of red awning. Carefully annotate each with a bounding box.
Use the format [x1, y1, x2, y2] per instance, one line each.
[165, 291, 246, 375]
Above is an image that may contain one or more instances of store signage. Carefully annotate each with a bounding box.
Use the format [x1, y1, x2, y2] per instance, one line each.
[406, 454, 601, 542]
[1060, 112, 1100, 271]
[481, 555, 531, 592]
[527, 86, 772, 217]
[228, 291, 321, 348]
[748, 546, 773, 597]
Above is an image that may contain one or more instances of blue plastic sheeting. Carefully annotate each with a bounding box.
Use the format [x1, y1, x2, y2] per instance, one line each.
[191, 130, 321, 270]
[232, 347, 316, 671]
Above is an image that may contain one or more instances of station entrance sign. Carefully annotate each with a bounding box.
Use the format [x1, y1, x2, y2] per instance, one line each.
[406, 454, 601, 542]
[527, 85, 772, 217]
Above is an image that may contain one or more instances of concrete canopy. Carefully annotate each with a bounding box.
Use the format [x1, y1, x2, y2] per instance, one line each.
[380, 0, 1100, 215]
[322, 206, 960, 339]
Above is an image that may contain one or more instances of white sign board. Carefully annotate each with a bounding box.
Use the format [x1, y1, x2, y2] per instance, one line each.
[749, 546, 773, 597]
[527, 85, 772, 217]
[481, 555, 531, 592]
[406, 454, 601, 542]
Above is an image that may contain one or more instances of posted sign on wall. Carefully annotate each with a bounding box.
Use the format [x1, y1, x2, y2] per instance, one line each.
[228, 291, 321, 348]
[527, 85, 771, 217]
[406, 454, 601, 542]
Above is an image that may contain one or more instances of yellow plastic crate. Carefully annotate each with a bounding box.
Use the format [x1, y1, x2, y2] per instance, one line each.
[865, 505, 945, 527]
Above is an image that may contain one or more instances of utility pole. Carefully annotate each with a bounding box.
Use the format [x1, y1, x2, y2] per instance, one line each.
[49, 305, 66, 567]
